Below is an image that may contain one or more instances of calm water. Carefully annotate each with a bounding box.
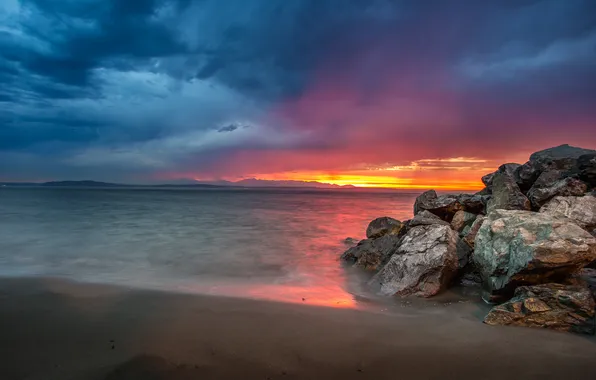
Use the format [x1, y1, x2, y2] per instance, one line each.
[0, 187, 419, 307]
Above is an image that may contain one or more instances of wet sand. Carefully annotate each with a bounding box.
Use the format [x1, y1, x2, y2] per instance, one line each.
[1, 277, 595, 380]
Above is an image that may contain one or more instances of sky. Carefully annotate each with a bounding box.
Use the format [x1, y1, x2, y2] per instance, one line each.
[1, 0, 595, 189]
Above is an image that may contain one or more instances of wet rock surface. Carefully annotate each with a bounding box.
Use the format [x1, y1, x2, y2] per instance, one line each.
[341, 235, 402, 271]
[365, 217, 404, 239]
[370, 224, 458, 297]
[484, 283, 595, 335]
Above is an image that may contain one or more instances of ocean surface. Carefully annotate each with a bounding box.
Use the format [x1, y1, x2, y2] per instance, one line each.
[0, 187, 424, 308]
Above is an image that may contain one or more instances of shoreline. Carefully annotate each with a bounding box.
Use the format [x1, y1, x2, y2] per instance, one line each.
[2, 276, 595, 379]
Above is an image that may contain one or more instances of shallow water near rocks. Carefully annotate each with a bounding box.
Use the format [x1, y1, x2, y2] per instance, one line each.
[0, 187, 487, 314]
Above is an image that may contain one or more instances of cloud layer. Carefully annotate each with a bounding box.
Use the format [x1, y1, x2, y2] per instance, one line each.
[1, 0, 595, 186]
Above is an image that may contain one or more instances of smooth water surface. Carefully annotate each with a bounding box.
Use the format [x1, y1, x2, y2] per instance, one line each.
[0, 187, 419, 307]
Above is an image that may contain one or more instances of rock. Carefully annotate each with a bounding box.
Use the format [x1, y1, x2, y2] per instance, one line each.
[484, 283, 595, 335]
[408, 210, 450, 228]
[456, 237, 473, 270]
[414, 191, 485, 221]
[474, 209, 596, 300]
[455, 194, 487, 214]
[340, 235, 402, 271]
[578, 153, 596, 188]
[366, 217, 404, 239]
[482, 163, 521, 190]
[370, 224, 458, 297]
[343, 237, 359, 246]
[413, 190, 439, 215]
[526, 171, 587, 209]
[450, 210, 477, 233]
[475, 187, 491, 196]
[486, 171, 531, 214]
[462, 215, 486, 249]
[515, 144, 596, 192]
[540, 195, 596, 230]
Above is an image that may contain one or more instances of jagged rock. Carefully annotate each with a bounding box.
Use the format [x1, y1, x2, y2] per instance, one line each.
[474, 209, 596, 300]
[578, 153, 596, 188]
[527, 170, 587, 209]
[540, 195, 596, 230]
[413, 191, 462, 221]
[486, 171, 531, 214]
[414, 191, 486, 221]
[451, 210, 477, 233]
[475, 187, 491, 196]
[462, 215, 486, 249]
[370, 224, 458, 297]
[366, 217, 404, 239]
[456, 237, 473, 270]
[408, 210, 450, 228]
[482, 163, 521, 191]
[340, 235, 401, 271]
[484, 283, 595, 335]
[515, 144, 596, 192]
[343, 237, 359, 246]
[456, 194, 487, 214]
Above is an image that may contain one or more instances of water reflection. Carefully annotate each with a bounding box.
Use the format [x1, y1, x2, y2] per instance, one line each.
[0, 188, 419, 308]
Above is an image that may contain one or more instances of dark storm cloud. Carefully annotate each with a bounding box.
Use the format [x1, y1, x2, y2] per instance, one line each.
[1, 0, 595, 181]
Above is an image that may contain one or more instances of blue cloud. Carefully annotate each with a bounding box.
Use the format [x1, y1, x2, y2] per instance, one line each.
[1, 0, 595, 181]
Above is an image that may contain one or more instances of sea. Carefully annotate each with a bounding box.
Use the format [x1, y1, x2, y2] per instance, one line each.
[0, 187, 478, 309]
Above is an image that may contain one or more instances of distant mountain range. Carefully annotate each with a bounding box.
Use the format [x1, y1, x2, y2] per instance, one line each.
[0, 179, 357, 189]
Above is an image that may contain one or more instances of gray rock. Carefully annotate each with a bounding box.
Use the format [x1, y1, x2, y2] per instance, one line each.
[486, 171, 531, 214]
[366, 217, 404, 239]
[515, 144, 596, 191]
[578, 153, 596, 188]
[527, 171, 587, 209]
[462, 215, 486, 249]
[482, 163, 521, 190]
[540, 195, 596, 230]
[343, 237, 359, 247]
[414, 191, 486, 221]
[484, 283, 595, 335]
[340, 235, 401, 271]
[456, 193, 487, 214]
[408, 210, 450, 228]
[474, 209, 596, 300]
[456, 237, 473, 270]
[450, 210, 477, 233]
[370, 224, 459, 297]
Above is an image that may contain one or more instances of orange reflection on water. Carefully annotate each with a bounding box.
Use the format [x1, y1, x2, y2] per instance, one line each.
[243, 283, 356, 308]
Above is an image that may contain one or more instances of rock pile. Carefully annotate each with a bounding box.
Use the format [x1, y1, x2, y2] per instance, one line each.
[340, 144, 596, 334]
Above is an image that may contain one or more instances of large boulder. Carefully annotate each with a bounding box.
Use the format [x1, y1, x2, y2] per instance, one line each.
[486, 171, 531, 214]
[515, 144, 596, 192]
[578, 153, 596, 188]
[340, 235, 401, 271]
[366, 217, 404, 239]
[484, 283, 595, 335]
[413, 190, 462, 221]
[414, 191, 486, 221]
[540, 195, 596, 230]
[370, 224, 458, 297]
[482, 163, 521, 191]
[526, 170, 587, 209]
[474, 210, 596, 300]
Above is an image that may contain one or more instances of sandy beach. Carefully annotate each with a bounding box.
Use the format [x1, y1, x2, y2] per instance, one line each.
[1, 277, 595, 380]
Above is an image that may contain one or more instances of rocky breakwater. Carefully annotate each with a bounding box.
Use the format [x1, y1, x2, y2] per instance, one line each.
[340, 144, 596, 334]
